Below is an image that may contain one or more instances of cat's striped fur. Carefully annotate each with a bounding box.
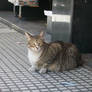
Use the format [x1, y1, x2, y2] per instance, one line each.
[25, 32, 83, 73]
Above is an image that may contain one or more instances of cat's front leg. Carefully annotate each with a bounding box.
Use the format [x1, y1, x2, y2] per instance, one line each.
[39, 68, 47, 74]
[39, 63, 48, 74]
[29, 65, 36, 72]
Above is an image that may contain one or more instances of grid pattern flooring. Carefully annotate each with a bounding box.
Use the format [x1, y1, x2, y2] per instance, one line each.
[0, 22, 92, 92]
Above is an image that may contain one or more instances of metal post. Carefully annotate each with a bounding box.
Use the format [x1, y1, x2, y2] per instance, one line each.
[51, 0, 74, 42]
[13, 5, 16, 16]
[18, 5, 22, 18]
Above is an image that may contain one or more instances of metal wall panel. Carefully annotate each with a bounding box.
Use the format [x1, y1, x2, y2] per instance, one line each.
[51, 0, 73, 42]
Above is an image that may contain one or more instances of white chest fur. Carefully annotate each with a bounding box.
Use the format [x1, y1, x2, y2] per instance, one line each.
[28, 48, 41, 66]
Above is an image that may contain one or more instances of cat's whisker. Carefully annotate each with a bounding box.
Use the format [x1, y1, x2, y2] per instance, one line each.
[16, 42, 25, 44]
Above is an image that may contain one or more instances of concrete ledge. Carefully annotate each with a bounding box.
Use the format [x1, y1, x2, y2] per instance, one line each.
[0, 17, 26, 35]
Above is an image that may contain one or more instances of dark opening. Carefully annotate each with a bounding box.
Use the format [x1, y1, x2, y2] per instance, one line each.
[72, 0, 92, 53]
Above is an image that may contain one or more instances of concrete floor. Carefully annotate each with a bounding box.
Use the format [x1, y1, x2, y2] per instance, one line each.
[0, 10, 92, 92]
[0, 11, 52, 42]
[0, 11, 46, 35]
[0, 21, 92, 92]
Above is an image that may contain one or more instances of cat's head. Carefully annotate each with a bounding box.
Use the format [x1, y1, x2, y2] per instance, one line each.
[25, 31, 44, 52]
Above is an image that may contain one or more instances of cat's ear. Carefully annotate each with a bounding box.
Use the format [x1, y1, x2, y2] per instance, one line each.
[25, 32, 32, 41]
[39, 31, 44, 39]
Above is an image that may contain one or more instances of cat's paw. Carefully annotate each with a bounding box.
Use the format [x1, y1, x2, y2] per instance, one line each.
[28, 67, 35, 72]
[39, 68, 47, 74]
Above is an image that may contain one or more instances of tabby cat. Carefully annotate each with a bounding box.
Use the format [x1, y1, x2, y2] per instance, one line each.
[25, 32, 83, 73]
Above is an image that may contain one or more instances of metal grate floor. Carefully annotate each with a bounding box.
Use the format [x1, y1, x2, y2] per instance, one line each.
[0, 22, 92, 92]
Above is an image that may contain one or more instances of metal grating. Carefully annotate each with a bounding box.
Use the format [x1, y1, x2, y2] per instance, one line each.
[0, 22, 92, 92]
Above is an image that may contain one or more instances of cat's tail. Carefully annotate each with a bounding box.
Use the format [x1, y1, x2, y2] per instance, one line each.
[77, 54, 92, 71]
[77, 54, 84, 66]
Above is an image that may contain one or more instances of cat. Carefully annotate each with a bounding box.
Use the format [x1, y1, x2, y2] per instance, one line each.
[25, 32, 83, 73]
